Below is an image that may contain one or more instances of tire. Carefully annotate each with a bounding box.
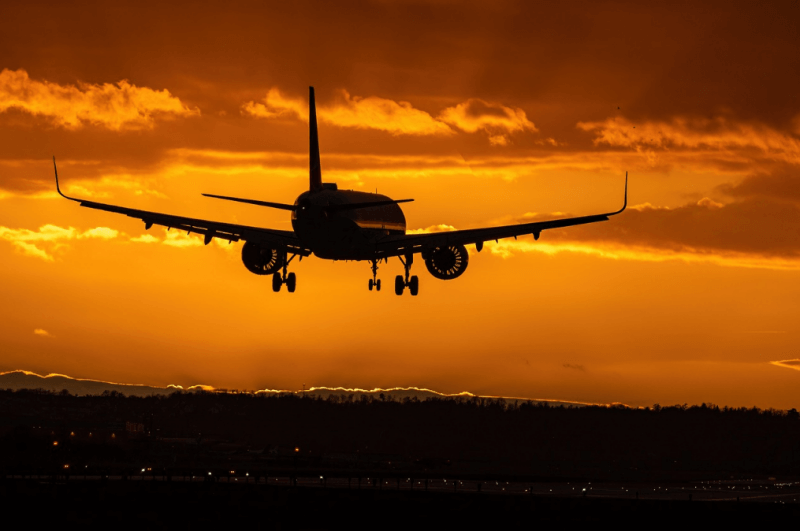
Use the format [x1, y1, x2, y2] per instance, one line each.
[409, 275, 419, 296]
[395, 275, 405, 295]
[376, 279, 381, 291]
[286, 272, 296, 293]
[369, 279, 374, 291]
[272, 272, 282, 292]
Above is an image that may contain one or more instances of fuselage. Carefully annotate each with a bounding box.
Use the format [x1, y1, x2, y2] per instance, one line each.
[291, 185, 406, 260]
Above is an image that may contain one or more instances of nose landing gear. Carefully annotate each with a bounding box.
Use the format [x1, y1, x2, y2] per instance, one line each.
[272, 252, 297, 293]
[368, 259, 381, 291]
[395, 254, 419, 296]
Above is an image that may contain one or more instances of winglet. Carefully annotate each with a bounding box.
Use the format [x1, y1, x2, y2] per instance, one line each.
[53, 156, 79, 202]
[608, 171, 628, 216]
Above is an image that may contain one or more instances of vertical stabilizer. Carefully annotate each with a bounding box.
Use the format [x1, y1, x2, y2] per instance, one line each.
[309, 87, 322, 192]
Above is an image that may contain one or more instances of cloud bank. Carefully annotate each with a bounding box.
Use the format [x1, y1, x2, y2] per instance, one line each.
[0, 69, 199, 130]
[243, 88, 536, 143]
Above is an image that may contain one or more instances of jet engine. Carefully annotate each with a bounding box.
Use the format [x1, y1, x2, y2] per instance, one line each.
[241, 241, 283, 275]
[424, 244, 469, 280]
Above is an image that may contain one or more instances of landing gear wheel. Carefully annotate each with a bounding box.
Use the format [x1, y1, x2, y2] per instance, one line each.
[409, 275, 419, 296]
[272, 272, 282, 292]
[395, 275, 405, 295]
[286, 272, 296, 293]
[369, 279, 374, 291]
[376, 279, 381, 291]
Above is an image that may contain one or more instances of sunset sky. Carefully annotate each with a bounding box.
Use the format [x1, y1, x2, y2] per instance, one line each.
[1, 0, 799, 408]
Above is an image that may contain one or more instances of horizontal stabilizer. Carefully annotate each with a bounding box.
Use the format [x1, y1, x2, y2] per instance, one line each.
[202, 193, 297, 211]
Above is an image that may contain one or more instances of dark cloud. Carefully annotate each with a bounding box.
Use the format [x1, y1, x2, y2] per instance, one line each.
[719, 165, 800, 204]
[532, 195, 800, 259]
[1, 0, 798, 129]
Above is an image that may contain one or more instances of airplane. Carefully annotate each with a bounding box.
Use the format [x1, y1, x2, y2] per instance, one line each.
[53, 86, 627, 296]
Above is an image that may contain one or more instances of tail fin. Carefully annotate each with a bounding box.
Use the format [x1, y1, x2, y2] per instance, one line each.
[309, 86, 322, 192]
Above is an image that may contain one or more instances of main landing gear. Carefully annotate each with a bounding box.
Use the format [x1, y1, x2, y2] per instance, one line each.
[272, 252, 297, 293]
[368, 259, 382, 291]
[395, 254, 419, 296]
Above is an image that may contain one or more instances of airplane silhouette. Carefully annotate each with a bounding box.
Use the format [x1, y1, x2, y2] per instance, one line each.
[54, 87, 627, 295]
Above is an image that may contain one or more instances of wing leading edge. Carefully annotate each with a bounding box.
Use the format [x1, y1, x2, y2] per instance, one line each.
[53, 158, 310, 256]
[375, 173, 628, 257]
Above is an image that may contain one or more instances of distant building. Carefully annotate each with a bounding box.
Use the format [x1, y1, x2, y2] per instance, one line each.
[126, 421, 145, 433]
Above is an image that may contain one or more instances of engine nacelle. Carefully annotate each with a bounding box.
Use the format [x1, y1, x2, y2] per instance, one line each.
[424, 244, 469, 280]
[241, 242, 283, 275]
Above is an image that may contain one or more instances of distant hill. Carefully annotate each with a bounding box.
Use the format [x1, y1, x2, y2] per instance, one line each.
[0, 370, 591, 407]
[0, 370, 178, 397]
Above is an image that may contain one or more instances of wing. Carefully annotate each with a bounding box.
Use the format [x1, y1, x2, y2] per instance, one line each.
[375, 174, 628, 257]
[53, 158, 310, 256]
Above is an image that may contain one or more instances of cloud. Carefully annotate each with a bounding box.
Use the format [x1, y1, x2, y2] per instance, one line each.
[79, 227, 119, 239]
[162, 230, 204, 248]
[0, 225, 121, 261]
[186, 384, 216, 391]
[563, 363, 586, 371]
[13, 241, 54, 261]
[0, 69, 199, 130]
[770, 359, 800, 372]
[322, 90, 453, 136]
[244, 88, 452, 136]
[407, 224, 457, 235]
[496, 196, 800, 266]
[241, 87, 306, 120]
[33, 329, 52, 337]
[718, 165, 800, 204]
[130, 234, 160, 243]
[577, 116, 800, 165]
[438, 98, 537, 145]
[243, 89, 540, 142]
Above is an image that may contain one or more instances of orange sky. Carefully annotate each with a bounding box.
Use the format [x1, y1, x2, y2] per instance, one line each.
[1, 0, 799, 408]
